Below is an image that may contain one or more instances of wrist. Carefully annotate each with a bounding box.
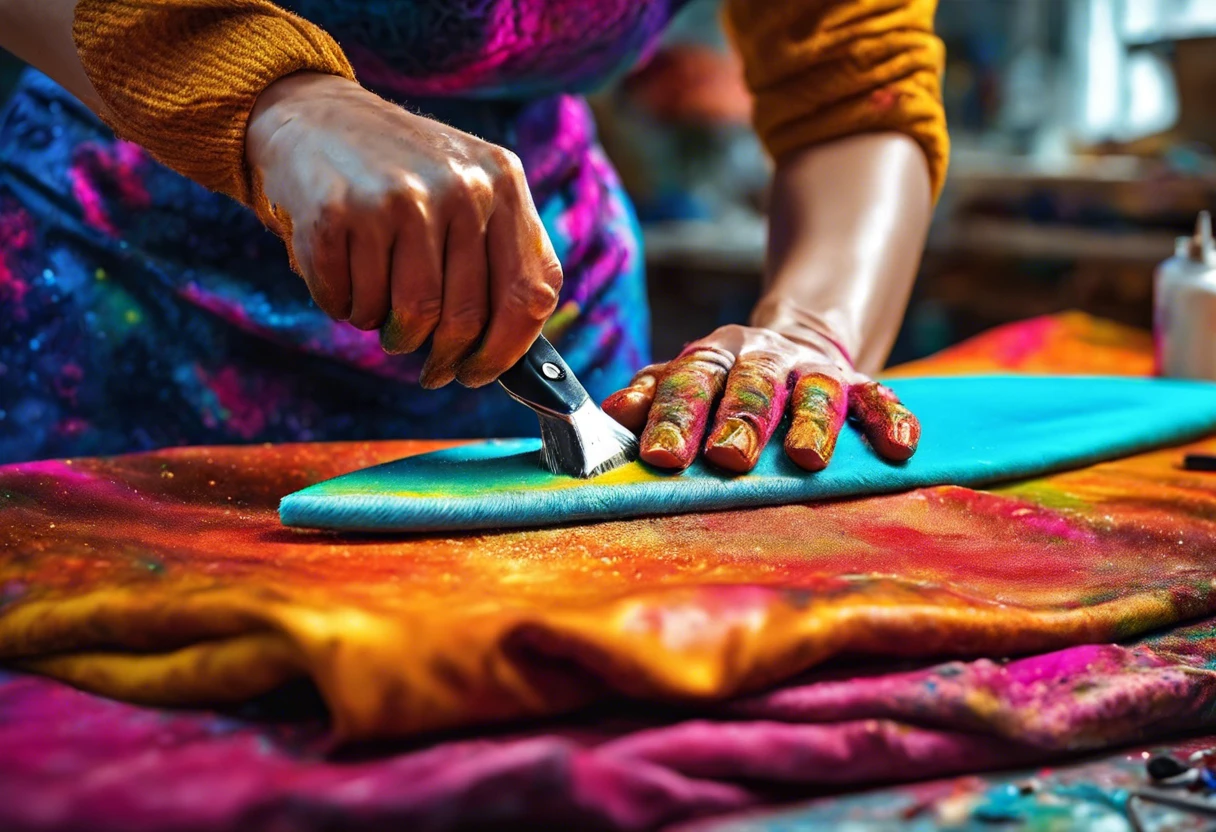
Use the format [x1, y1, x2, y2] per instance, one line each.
[246, 71, 356, 170]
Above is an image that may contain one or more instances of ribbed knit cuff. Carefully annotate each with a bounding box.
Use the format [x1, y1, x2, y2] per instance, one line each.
[724, 0, 949, 202]
[73, 0, 355, 211]
[754, 55, 950, 202]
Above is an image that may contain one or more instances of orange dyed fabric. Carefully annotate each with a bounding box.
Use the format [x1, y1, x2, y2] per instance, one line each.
[2, 313, 1215, 741]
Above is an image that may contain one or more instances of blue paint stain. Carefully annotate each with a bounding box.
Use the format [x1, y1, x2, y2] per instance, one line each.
[972, 780, 1129, 827]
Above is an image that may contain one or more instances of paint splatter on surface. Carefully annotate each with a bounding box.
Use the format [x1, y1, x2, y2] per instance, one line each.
[4, 315, 1216, 829]
[887, 311, 1156, 378]
[675, 739, 1216, 831]
[5, 315, 1216, 742]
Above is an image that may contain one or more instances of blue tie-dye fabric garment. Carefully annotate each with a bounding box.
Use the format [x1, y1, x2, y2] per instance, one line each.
[0, 1, 693, 463]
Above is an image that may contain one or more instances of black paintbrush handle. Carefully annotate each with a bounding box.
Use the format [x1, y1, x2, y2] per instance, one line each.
[497, 335, 590, 417]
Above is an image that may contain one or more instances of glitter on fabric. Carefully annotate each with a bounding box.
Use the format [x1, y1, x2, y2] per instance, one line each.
[5, 315, 1216, 744]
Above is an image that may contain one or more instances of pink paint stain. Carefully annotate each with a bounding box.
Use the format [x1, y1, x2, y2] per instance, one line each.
[0, 207, 34, 316]
[194, 365, 274, 440]
[869, 87, 901, 112]
[988, 317, 1055, 366]
[927, 486, 1098, 544]
[55, 418, 91, 438]
[53, 363, 84, 404]
[180, 282, 418, 382]
[69, 141, 150, 237]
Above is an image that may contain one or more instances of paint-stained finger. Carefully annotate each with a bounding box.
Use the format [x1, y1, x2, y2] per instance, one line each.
[347, 222, 393, 330]
[848, 381, 920, 461]
[381, 208, 444, 356]
[784, 370, 848, 471]
[639, 347, 733, 470]
[298, 220, 352, 321]
[455, 201, 561, 387]
[423, 208, 491, 389]
[602, 364, 664, 433]
[704, 350, 793, 473]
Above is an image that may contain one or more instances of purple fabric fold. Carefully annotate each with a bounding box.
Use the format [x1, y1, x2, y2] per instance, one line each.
[5, 618, 1216, 831]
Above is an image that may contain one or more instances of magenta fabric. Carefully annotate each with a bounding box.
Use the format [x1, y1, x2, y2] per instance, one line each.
[4, 617, 1216, 831]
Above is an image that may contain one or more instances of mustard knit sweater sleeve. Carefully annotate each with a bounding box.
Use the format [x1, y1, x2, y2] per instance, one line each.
[73, 0, 355, 223]
[724, 0, 949, 200]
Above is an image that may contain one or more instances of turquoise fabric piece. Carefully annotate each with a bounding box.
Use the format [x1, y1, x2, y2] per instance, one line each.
[279, 376, 1216, 532]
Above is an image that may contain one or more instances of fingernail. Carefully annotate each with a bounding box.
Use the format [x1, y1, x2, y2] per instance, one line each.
[601, 390, 649, 433]
[454, 355, 495, 388]
[705, 417, 760, 472]
[380, 311, 410, 355]
[784, 414, 835, 471]
[603, 388, 647, 412]
[419, 354, 457, 389]
[641, 423, 690, 469]
[847, 382, 897, 420]
[886, 412, 920, 459]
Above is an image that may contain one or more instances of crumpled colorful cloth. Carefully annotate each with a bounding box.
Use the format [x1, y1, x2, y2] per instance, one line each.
[4, 313, 1216, 747]
[3, 615, 1216, 830]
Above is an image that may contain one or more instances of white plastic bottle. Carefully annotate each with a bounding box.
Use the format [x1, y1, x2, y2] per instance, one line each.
[1154, 211, 1216, 380]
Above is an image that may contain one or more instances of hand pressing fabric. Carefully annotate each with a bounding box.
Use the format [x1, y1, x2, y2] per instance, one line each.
[603, 323, 919, 474]
[603, 132, 936, 475]
[245, 72, 563, 390]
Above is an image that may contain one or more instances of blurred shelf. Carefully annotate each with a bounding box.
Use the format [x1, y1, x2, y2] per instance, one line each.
[642, 214, 766, 272]
[643, 214, 1177, 274]
[928, 219, 1177, 261]
[947, 148, 1160, 185]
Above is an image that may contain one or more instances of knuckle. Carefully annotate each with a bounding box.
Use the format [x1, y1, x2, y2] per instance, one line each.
[395, 171, 431, 201]
[384, 174, 433, 220]
[507, 273, 560, 321]
[795, 368, 844, 391]
[447, 159, 495, 201]
[750, 328, 786, 348]
[678, 343, 734, 373]
[632, 363, 665, 384]
[348, 187, 393, 218]
[489, 145, 525, 178]
[744, 350, 787, 377]
[538, 255, 563, 295]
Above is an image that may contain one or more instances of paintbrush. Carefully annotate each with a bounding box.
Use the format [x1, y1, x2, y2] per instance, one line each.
[498, 335, 640, 478]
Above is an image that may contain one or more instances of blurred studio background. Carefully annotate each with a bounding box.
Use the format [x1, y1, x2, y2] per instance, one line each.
[5, 0, 1215, 365]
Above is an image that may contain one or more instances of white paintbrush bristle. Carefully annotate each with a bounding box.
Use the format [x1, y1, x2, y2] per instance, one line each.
[537, 400, 640, 478]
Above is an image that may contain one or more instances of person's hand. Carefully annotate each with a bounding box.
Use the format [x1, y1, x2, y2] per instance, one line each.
[602, 324, 919, 473]
[245, 72, 563, 389]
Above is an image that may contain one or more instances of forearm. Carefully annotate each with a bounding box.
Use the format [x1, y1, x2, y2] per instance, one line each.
[0, 0, 101, 111]
[751, 132, 932, 375]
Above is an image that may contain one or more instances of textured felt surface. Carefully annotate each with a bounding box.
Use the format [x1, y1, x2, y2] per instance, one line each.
[280, 375, 1216, 532]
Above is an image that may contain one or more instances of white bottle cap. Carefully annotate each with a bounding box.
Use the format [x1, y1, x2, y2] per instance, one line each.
[1188, 210, 1215, 265]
